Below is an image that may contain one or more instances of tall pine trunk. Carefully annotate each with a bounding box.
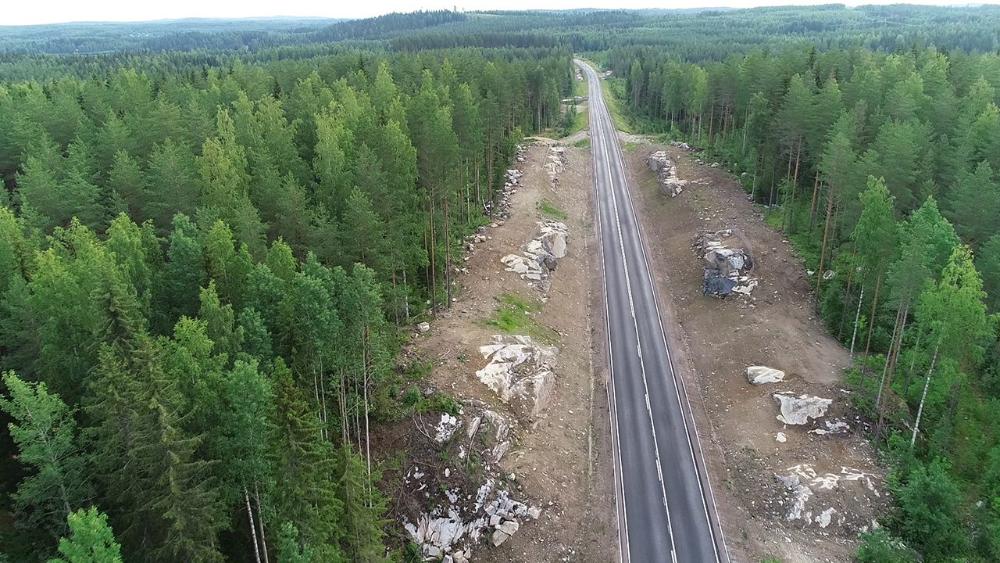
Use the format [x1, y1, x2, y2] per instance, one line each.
[911, 342, 940, 447]
[864, 271, 883, 357]
[850, 284, 865, 359]
[245, 488, 262, 563]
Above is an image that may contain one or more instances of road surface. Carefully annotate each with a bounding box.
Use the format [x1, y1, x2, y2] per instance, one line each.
[577, 59, 728, 563]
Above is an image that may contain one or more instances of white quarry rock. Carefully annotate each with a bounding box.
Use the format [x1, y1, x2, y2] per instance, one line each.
[773, 393, 832, 425]
[417, 321, 430, 333]
[816, 507, 837, 528]
[501, 221, 569, 288]
[776, 432, 787, 443]
[747, 366, 785, 384]
[476, 335, 557, 418]
[434, 413, 460, 443]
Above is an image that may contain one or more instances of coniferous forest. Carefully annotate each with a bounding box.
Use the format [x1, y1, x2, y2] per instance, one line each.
[1, 5, 999, 562]
[0, 13, 568, 561]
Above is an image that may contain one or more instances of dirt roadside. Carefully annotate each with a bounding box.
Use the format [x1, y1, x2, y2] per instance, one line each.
[623, 138, 887, 563]
[380, 135, 616, 562]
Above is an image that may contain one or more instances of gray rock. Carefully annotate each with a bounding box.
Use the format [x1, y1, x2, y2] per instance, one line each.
[417, 322, 430, 333]
[491, 529, 510, 547]
[498, 520, 520, 536]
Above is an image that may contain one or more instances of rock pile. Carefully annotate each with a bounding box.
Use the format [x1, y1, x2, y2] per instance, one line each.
[476, 335, 557, 419]
[670, 140, 694, 151]
[545, 145, 567, 182]
[402, 404, 541, 561]
[484, 145, 526, 220]
[695, 230, 757, 298]
[501, 221, 569, 290]
[647, 150, 687, 197]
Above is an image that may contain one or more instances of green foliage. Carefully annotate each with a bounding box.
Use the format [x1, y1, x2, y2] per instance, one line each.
[50, 507, 123, 563]
[856, 529, 916, 563]
[896, 459, 967, 559]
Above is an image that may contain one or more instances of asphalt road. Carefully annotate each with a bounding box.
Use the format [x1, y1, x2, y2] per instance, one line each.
[577, 59, 727, 563]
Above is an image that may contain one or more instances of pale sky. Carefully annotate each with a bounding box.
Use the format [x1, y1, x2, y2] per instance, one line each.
[0, 0, 991, 26]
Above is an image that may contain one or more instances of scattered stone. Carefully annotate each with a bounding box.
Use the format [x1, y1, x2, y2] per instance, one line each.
[747, 366, 785, 384]
[491, 529, 510, 547]
[776, 432, 787, 443]
[417, 321, 431, 333]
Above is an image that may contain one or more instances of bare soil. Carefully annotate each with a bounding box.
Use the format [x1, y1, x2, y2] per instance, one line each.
[383, 137, 616, 561]
[623, 137, 887, 563]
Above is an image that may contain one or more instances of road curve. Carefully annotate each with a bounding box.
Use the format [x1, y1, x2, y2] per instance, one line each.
[577, 59, 728, 563]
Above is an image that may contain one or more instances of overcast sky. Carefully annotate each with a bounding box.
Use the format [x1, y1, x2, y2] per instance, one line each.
[2, 0, 990, 26]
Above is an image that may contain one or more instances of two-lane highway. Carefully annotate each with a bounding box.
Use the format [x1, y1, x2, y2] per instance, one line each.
[577, 59, 728, 563]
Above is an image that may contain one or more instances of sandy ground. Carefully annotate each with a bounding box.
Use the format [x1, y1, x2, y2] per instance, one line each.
[389, 136, 616, 561]
[623, 138, 886, 563]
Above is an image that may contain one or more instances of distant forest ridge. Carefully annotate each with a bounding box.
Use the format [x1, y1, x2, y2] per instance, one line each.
[2, 5, 1000, 57]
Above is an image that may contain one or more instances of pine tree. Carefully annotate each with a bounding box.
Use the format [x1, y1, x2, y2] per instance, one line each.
[851, 176, 898, 356]
[50, 507, 123, 563]
[977, 235, 1000, 314]
[945, 161, 1000, 249]
[271, 360, 346, 562]
[0, 372, 91, 537]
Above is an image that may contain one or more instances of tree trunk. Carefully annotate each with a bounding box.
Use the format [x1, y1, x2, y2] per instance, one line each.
[741, 104, 751, 155]
[245, 488, 262, 563]
[850, 284, 864, 360]
[864, 271, 883, 357]
[815, 182, 835, 294]
[808, 172, 821, 229]
[911, 342, 940, 448]
[428, 189, 436, 313]
[254, 483, 269, 563]
[363, 327, 372, 481]
[877, 303, 909, 438]
[708, 103, 715, 141]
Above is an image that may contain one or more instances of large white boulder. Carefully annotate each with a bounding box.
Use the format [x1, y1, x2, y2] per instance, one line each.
[747, 366, 785, 384]
[773, 393, 832, 425]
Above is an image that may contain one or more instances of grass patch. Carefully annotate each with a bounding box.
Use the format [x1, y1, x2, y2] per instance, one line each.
[573, 137, 590, 149]
[538, 198, 568, 220]
[485, 293, 559, 343]
[601, 78, 634, 133]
